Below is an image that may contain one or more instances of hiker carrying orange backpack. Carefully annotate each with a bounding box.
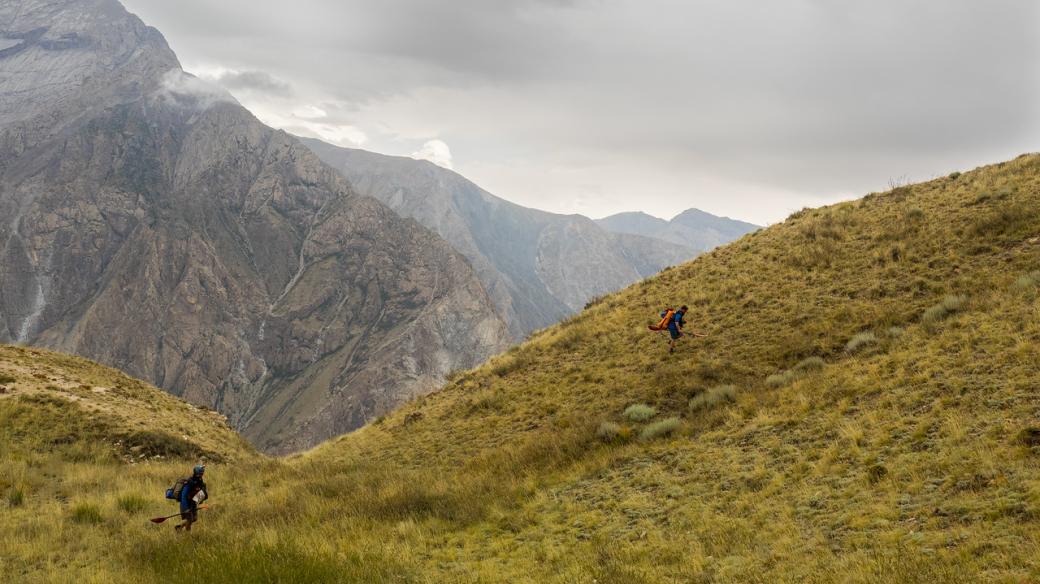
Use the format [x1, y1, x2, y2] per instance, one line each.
[649, 305, 705, 352]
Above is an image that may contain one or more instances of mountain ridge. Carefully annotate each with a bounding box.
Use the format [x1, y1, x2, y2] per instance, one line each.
[596, 207, 760, 252]
[0, 0, 511, 454]
[300, 137, 701, 339]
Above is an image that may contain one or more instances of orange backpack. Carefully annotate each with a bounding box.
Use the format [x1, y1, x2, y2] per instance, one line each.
[648, 308, 675, 331]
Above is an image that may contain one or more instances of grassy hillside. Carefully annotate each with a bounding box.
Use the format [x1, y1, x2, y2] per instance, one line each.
[0, 345, 256, 581]
[3, 154, 1039, 583]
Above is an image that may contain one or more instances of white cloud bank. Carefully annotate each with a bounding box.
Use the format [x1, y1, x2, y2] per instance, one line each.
[411, 139, 453, 169]
[157, 69, 238, 109]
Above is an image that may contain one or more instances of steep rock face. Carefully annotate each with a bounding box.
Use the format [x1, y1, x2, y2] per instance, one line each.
[596, 209, 759, 252]
[0, 0, 178, 142]
[300, 139, 696, 338]
[0, 0, 510, 453]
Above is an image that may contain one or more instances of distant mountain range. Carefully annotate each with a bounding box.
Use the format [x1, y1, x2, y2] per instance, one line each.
[596, 209, 759, 252]
[0, 0, 758, 453]
[0, 0, 509, 453]
[301, 139, 754, 338]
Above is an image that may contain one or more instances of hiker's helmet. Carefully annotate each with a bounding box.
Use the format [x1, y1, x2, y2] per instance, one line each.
[193, 464, 206, 477]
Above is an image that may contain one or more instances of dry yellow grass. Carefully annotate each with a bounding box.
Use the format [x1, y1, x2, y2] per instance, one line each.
[2, 154, 1040, 582]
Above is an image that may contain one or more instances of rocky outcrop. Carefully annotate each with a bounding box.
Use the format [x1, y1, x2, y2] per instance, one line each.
[0, 0, 510, 453]
[300, 139, 697, 338]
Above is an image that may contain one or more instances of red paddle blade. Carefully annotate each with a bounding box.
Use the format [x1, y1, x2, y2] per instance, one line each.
[150, 516, 170, 524]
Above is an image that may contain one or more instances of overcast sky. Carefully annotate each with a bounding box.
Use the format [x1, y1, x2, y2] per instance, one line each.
[121, 0, 1039, 225]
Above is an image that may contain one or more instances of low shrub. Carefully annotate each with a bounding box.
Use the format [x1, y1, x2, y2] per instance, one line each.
[845, 331, 878, 353]
[948, 171, 961, 180]
[0, 374, 16, 385]
[623, 404, 657, 422]
[70, 502, 103, 525]
[640, 417, 681, 441]
[922, 295, 967, 325]
[886, 326, 905, 338]
[689, 385, 737, 412]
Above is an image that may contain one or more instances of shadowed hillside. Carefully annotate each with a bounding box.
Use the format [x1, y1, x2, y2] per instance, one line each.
[3, 155, 1039, 583]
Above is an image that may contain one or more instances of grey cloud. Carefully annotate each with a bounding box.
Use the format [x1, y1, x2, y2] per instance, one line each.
[210, 70, 293, 97]
[121, 0, 1040, 223]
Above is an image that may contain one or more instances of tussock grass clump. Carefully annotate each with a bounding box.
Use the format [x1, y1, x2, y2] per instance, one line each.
[904, 207, 926, 222]
[1012, 271, 1040, 293]
[922, 295, 967, 326]
[490, 348, 536, 378]
[116, 494, 149, 514]
[135, 537, 405, 584]
[7, 487, 24, 507]
[1016, 427, 1040, 448]
[0, 374, 16, 385]
[886, 326, 905, 338]
[792, 356, 825, 372]
[972, 201, 1036, 238]
[70, 502, 103, 525]
[596, 421, 621, 442]
[867, 464, 888, 484]
[623, 404, 657, 422]
[766, 371, 797, 389]
[689, 385, 737, 412]
[596, 421, 632, 443]
[768, 357, 826, 388]
[640, 417, 681, 441]
[845, 331, 878, 353]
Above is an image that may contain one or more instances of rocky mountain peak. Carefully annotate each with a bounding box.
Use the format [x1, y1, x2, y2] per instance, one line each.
[0, 0, 178, 131]
[0, 0, 511, 453]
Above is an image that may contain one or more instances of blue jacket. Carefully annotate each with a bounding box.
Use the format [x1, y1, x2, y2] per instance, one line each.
[179, 476, 207, 512]
[668, 311, 686, 332]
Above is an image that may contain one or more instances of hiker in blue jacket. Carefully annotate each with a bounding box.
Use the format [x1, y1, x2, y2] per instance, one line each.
[176, 464, 208, 532]
[667, 306, 688, 353]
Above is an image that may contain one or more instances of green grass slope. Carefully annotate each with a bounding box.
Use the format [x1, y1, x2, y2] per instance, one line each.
[0, 345, 256, 582]
[3, 155, 1039, 583]
[304, 153, 1040, 582]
